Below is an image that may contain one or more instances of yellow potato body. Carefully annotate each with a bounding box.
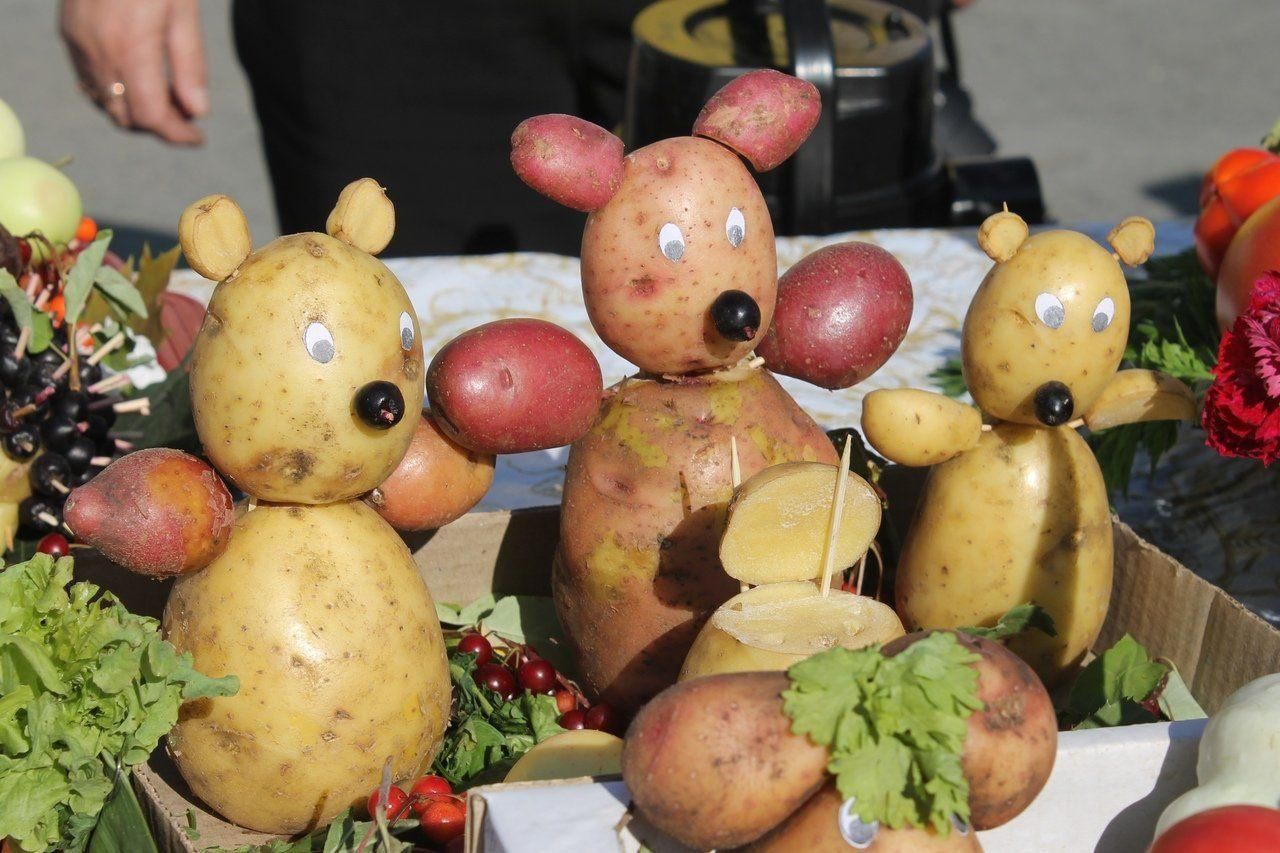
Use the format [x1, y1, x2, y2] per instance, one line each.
[895, 424, 1111, 684]
[861, 389, 983, 466]
[503, 730, 624, 783]
[189, 232, 424, 503]
[581, 136, 777, 374]
[555, 364, 837, 711]
[0, 451, 31, 503]
[163, 501, 449, 834]
[962, 230, 1129, 425]
[680, 581, 903, 681]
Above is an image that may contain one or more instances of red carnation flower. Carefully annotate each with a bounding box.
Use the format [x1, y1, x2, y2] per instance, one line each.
[1202, 270, 1280, 465]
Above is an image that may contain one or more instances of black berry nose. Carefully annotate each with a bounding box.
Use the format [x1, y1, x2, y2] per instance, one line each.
[1033, 381, 1074, 426]
[710, 290, 761, 342]
[355, 381, 405, 429]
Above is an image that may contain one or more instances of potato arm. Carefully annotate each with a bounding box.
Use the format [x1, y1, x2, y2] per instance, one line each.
[860, 388, 984, 466]
[1080, 368, 1198, 431]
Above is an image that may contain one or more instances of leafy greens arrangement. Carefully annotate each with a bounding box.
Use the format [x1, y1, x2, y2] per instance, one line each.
[782, 632, 982, 834]
[0, 554, 238, 852]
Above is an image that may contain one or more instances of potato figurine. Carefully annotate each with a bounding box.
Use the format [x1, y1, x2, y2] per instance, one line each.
[513, 69, 912, 711]
[861, 211, 1196, 684]
[70, 181, 602, 835]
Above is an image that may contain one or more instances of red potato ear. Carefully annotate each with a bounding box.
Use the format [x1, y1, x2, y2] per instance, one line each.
[693, 69, 821, 172]
[510, 115, 625, 212]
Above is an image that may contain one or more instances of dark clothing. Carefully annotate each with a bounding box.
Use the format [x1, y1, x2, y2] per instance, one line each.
[231, 1, 642, 257]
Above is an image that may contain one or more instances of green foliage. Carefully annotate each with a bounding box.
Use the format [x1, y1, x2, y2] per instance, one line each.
[959, 603, 1057, 641]
[1058, 634, 1169, 729]
[782, 633, 982, 833]
[0, 554, 237, 852]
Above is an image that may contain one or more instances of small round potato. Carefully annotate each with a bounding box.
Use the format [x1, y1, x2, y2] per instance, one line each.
[962, 230, 1130, 426]
[164, 501, 450, 835]
[861, 389, 983, 467]
[580, 136, 777, 374]
[189, 232, 424, 503]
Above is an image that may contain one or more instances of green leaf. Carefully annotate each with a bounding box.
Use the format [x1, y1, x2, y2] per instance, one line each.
[26, 311, 54, 354]
[1157, 668, 1207, 721]
[184, 809, 200, 841]
[929, 357, 968, 398]
[64, 230, 114, 326]
[93, 266, 148, 319]
[1059, 634, 1171, 729]
[782, 634, 981, 833]
[0, 268, 33, 328]
[960, 603, 1057, 641]
[480, 596, 576, 678]
[86, 769, 159, 853]
[115, 359, 199, 454]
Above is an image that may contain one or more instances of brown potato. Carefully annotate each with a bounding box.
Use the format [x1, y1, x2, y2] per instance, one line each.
[883, 631, 1057, 830]
[622, 671, 829, 851]
[757, 242, 913, 390]
[365, 410, 494, 531]
[426, 318, 602, 455]
[742, 783, 984, 852]
[554, 364, 837, 712]
[64, 448, 234, 578]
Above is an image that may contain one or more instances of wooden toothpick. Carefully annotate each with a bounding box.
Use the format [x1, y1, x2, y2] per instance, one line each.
[730, 436, 747, 593]
[819, 435, 854, 598]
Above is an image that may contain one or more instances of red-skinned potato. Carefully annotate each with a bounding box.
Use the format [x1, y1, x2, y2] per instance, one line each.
[757, 242, 913, 389]
[883, 631, 1057, 830]
[693, 68, 821, 172]
[64, 448, 234, 578]
[365, 409, 495, 531]
[425, 319, 603, 455]
[742, 783, 983, 852]
[509, 115, 624, 213]
[622, 671, 830, 851]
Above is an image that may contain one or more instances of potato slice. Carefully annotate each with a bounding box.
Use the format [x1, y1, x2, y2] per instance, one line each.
[720, 462, 881, 585]
[680, 581, 903, 681]
[504, 730, 624, 783]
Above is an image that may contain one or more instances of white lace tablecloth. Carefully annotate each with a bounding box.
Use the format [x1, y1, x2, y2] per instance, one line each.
[165, 222, 1194, 510]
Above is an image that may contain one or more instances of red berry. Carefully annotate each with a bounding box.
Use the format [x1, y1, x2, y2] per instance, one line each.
[554, 690, 576, 714]
[517, 659, 557, 694]
[474, 662, 517, 700]
[457, 633, 493, 666]
[419, 795, 466, 846]
[409, 775, 453, 817]
[36, 533, 70, 558]
[75, 217, 98, 244]
[558, 709, 586, 730]
[585, 703, 623, 735]
[366, 785, 409, 820]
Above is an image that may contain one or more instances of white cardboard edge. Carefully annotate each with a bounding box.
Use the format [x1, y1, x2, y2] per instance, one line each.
[467, 720, 1208, 853]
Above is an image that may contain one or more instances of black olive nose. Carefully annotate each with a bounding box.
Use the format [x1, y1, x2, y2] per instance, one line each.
[355, 381, 405, 429]
[1033, 381, 1074, 426]
[710, 290, 761, 342]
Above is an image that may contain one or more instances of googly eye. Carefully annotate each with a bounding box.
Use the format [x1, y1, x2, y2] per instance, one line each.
[399, 311, 415, 351]
[838, 797, 879, 848]
[1034, 292, 1066, 329]
[659, 222, 685, 262]
[1092, 296, 1116, 332]
[952, 815, 971, 836]
[304, 322, 335, 364]
[726, 207, 745, 248]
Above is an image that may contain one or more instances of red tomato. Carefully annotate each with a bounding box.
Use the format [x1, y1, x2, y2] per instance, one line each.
[36, 533, 70, 558]
[409, 775, 454, 817]
[366, 785, 409, 820]
[456, 633, 493, 666]
[1216, 194, 1280, 330]
[1150, 805, 1280, 853]
[517, 659, 557, 694]
[1195, 147, 1280, 278]
[419, 795, 466, 846]
[1220, 160, 1280, 226]
[1200, 148, 1276, 206]
[559, 709, 586, 730]
[1194, 199, 1235, 279]
[473, 662, 517, 700]
[584, 703, 623, 735]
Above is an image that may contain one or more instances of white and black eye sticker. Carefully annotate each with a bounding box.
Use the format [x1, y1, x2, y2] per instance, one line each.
[399, 311, 415, 351]
[659, 222, 685, 262]
[1034, 292, 1066, 329]
[304, 321, 335, 364]
[726, 207, 745, 248]
[838, 797, 879, 848]
[952, 815, 971, 836]
[1092, 296, 1116, 332]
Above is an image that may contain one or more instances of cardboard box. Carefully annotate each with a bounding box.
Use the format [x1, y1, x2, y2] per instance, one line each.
[81, 500, 1279, 853]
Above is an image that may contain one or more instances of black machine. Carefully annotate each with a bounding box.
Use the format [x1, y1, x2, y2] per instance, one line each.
[623, 0, 1046, 236]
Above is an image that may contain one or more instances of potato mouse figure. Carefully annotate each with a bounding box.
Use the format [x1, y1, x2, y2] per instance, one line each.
[66, 179, 603, 834]
[511, 70, 912, 711]
[861, 210, 1197, 684]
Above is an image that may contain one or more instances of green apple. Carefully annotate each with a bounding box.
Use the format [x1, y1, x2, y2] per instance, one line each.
[0, 157, 83, 258]
[0, 97, 24, 160]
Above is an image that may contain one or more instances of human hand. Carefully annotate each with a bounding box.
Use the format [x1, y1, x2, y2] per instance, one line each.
[59, 0, 207, 145]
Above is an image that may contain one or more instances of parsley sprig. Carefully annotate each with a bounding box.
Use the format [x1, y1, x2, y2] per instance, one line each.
[781, 633, 982, 834]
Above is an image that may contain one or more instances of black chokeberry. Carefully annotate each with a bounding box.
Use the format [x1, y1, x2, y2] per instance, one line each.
[0, 351, 31, 387]
[3, 426, 40, 461]
[709, 290, 762, 342]
[18, 495, 61, 536]
[53, 391, 88, 422]
[40, 417, 78, 453]
[30, 452, 72, 498]
[64, 436, 96, 473]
